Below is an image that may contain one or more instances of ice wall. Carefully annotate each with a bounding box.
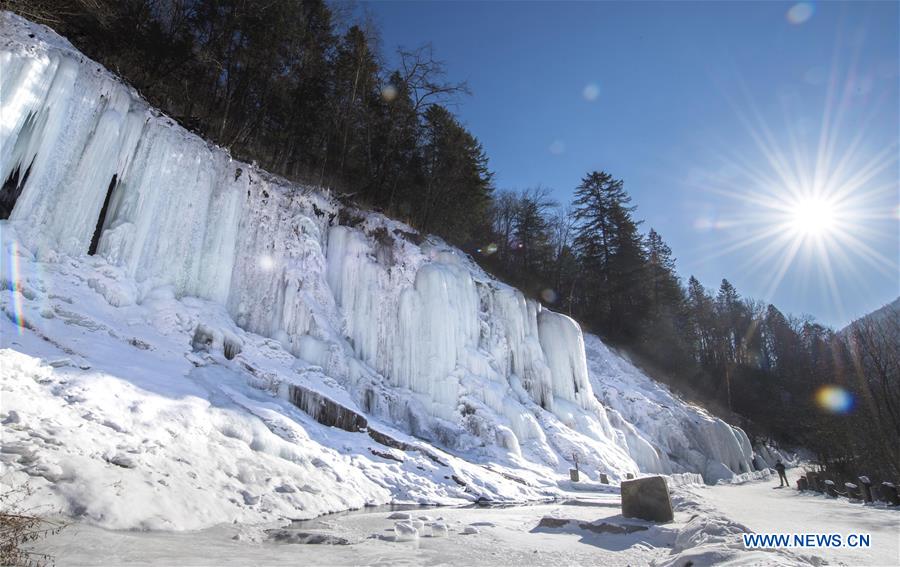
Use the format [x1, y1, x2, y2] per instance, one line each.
[0, 12, 638, 478]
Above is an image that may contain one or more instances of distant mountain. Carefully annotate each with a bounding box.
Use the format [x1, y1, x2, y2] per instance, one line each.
[840, 297, 900, 336]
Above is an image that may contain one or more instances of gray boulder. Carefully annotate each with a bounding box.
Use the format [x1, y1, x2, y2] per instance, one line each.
[621, 475, 674, 523]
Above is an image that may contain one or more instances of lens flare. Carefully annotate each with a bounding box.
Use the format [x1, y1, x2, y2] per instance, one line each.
[7, 240, 26, 334]
[582, 83, 599, 102]
[541, 288, 558, 303]
[549, 140, 565, 155]
[259, 254, 275, 271]
[814, 385, 855, 414]
[381, 85, 398, 102]
[786, 3, 814, 25]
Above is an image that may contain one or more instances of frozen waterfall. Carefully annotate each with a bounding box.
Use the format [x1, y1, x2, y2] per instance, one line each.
[0, 11, 758, 483]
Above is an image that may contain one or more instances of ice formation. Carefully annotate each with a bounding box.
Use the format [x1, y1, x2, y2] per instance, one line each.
[0, 9, 765, 525]
[584, 335, 758, 482]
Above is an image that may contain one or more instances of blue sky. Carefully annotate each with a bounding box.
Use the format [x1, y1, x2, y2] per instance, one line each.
[363, 1, 899, 328]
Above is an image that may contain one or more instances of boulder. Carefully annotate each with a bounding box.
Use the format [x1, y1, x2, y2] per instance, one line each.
[621, 475, 674, 523]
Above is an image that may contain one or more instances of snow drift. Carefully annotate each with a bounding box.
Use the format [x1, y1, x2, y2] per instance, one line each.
[0, 12, 762, 529]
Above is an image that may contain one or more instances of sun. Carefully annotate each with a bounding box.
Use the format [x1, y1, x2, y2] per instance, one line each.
[689, 84, 897, 321]
[788, 196, 837, 237]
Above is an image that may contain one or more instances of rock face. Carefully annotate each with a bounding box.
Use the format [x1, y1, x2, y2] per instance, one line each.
[620, 476, 674, 523]
[287, 384, 368, 432]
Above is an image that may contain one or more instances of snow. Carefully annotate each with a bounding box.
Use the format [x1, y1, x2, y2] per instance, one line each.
[2, 13, 895, 566]
[393, 521, 419, 542]
[0, 9, 802, 545]
[584, 334, 787, 482]
[690, 472, 900, 566]
[26, 477, 894, 566]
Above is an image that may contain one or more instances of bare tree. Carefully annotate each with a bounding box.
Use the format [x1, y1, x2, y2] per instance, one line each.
[847, 304, 900, 477]
[398, 43, 470, 113]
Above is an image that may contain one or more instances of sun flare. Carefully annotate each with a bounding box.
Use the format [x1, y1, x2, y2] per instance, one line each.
[789, 196, 837, 236]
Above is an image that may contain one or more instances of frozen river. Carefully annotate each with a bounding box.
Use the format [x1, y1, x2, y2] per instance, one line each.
[33, 493, 680, 566]
[28, 475, 899, 566]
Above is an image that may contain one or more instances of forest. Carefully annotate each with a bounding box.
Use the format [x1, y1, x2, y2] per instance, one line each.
[5, 0, 897, 484]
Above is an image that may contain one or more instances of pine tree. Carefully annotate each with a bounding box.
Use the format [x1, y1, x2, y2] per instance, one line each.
[416, 105, 493, 241]
[639, 229, 691, 372]
[571, 171, 647, 341]
[571, 171, 624, 327]
[644, 229, 683, 317]
[513, 187, 555, 277]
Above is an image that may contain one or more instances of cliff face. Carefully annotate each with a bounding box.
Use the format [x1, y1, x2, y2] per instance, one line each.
[0, 11, 757, 526]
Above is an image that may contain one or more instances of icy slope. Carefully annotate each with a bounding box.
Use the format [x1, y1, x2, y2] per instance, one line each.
[0, 10, 643, 477]
[0, 225, 571, 530]
[584, 335, 758, 482]
[0, 11, 761, 531]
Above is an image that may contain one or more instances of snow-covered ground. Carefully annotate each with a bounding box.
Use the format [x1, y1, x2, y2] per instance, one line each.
[689, 473, 900, 566]
[24, 473, 896, 566]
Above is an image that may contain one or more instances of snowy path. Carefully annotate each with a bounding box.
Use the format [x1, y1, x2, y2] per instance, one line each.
[692, 473, 900, 566]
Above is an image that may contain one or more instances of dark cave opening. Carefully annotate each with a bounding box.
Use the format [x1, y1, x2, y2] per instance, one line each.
[88, 174, 117, 255]
[0, 159, 34, 220]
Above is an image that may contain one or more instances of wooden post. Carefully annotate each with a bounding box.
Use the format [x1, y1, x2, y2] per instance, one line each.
[806, 472, 820, 492]
[858, 476, 873, 503]
[881, 482, 899, 505]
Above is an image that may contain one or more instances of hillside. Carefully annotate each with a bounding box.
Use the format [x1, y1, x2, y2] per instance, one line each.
[0, 11, 777, 532]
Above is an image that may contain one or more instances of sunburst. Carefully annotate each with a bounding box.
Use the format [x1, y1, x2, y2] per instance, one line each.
[688, 32, 898, 321]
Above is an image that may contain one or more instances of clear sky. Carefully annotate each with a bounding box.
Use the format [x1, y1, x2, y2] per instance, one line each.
[362, 1, 899, 329]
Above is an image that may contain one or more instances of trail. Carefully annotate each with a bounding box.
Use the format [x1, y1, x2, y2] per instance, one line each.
[693, 472, 900, 565]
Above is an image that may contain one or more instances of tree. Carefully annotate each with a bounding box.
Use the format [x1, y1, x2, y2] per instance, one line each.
[571, 171, 623, 327]
[415, 105, 493, 241]
[644, 229, 683, 317]
[512, 187, 555, 277]
[637, 229, 691, 373]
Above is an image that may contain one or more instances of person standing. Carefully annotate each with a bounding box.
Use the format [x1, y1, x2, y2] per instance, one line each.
[775, 461, 788, 487]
